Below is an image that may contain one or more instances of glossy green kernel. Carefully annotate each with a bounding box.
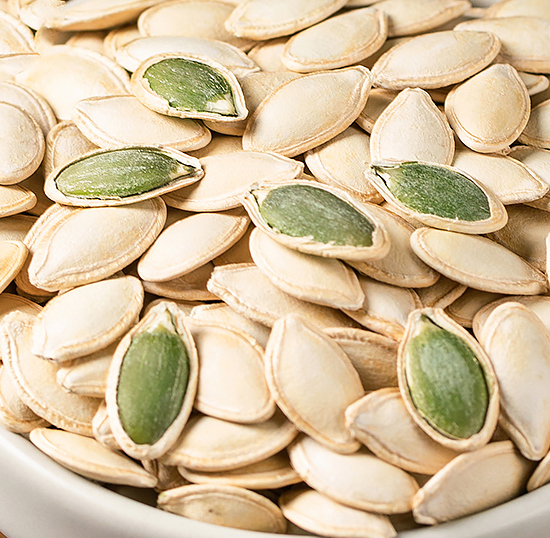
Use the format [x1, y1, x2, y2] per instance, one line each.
[55, 147, 198, 199]
[405, 315, 489, 439]
[258, 184, 374, 247]
[117, 313, 189, 445]
[372, 162, 491, 222]
[144, 58, 238, 117]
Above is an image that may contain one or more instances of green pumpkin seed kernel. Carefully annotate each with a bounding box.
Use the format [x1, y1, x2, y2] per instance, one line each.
[257, 184, 375, 247]
[405, 315, 489, 439]
[55, 147, 200, 199]
[371, 162, 492, 222]
[117, 310, 190, 446]
[144, 58, 238, 117]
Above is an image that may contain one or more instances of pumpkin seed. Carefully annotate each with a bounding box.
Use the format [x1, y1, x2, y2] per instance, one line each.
[265, 314, 364, 453]
[243, 66, 372, 157]
[177, 451, 300, 490]
[157, 484, 287, 533]
[445, 64, 530, 153]
[370, 88, 455, 165]
[106, 301, 198, 460]
[249, 228, 365, 310]
[346, 388, 460, 475]
[412, 441, 535, 525]
[372, 30, 500, 90]
[0, 311, 101, 435]
[32, 276, 144, 362]
[398, 308, 499, 451]
[45, 146, 203, 207]
[246, 37, 290, 73]
[417, 275, 467, 309]
[242, 181, 390, 262]
[411, 227, 548, 295]
[519, 99, 550, 149]
[368, 161, 508, 234]
[161, 410, 298, 471]
[480, 302, 550, 460]
[29, 428, 158, 488]
[445, 288, 505, 329]
[131, 53, 248, 122]
[281, 7, 388, 73]
[72, 95, 211, 152]
[280, 485, 397, 538]
[225, 0, 349, 40]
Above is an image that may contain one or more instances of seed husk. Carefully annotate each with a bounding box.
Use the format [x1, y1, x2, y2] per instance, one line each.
[372, 30, 500, 90]
[242, 181, 389, 262]
[225, 0, 349, 40]
[480, 302, 550, 460]
[106, 301, 198, 460]
[0, 311, 101, 435]
[416, 275, 467, 309]
[368, 161, 508, 234]
[444, 64, 530, 153]
[346, 388, 460, 475]
[29, 428, 159, 488]
[280, 485, 397, 538]
[411, 228, 548, 295]
[412, 441, 535, 525]
[187, 319, 275, 424]
[157, 484, 287, 533]
[370, 88, 455, 165]
[250, 228, 365, 310]
[131, 53, 248, 122]
[445, 288, 505, 329]
[72, 95, 212, 152]
[161, 410, 298, 471]
[398, 308, 499, 451]
[519, 99, 550, 149]
[265, 314, 364, 453]
[45, 146, 203, 207]
[32, 276, 144, 362]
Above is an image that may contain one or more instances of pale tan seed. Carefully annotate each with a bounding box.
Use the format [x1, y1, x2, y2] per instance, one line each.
[454, 17, 550, 74]
[0, 241, 27, 295]
[246, 38, 290, 73]
[177, 451, 300, 489]
[265, 315, 364, 453]
[163, 151, 302, 212]
[32, 276, 144, 362]
[29, 428, 158, 487]
[343, 275, 422, 340]
[187, 319, 276, 424]
[225, 0, 349, 40]
[157, 484, 287, 533]
[250, 228, 365, 311]
[445, 288, 505, 329]
[356, 88, 397, 134]
[0, 9, 35, 54]
[27, 198, 166, 292]
[485, 0, 550, 19]
[288, 434, 419, 514]
[411, 228, 548, 295]
[416, 275, 467, 309]
[481, 302, 550, 460]
[519, 99, 550, 149]
[0, 311, 101, 435]
[137, 211, 249, 282]
[0, 101, 45, 185]
[243, 67, 372, 158]
[72, 95, 211, 151]
[161, 411, 298, 471]
[412, 441, 535, 525]
[372, 30, 500, 90]
[370, 87, 455, 164]
[304, 125, 383, 204]
[345, 388, 460, 475]
[445, 64, 530, 153]
[452, 145, 548, 204]
[206, 263, 360, 330]
[138, 0, 254, 51]
[280, 485, 397, 538]
[324, 327, 398, 392]
[281, 8, 388, 73]
[16, 45, 130, 120]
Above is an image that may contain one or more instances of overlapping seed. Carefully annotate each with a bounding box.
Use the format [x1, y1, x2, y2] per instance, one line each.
[5, 0, 550, 535]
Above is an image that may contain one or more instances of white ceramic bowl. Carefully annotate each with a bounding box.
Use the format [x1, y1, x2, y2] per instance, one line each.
[2, 424, 550, 538]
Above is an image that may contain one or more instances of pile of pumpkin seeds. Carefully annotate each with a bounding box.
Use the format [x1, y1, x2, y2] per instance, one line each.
[4, 0, 550, 535]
